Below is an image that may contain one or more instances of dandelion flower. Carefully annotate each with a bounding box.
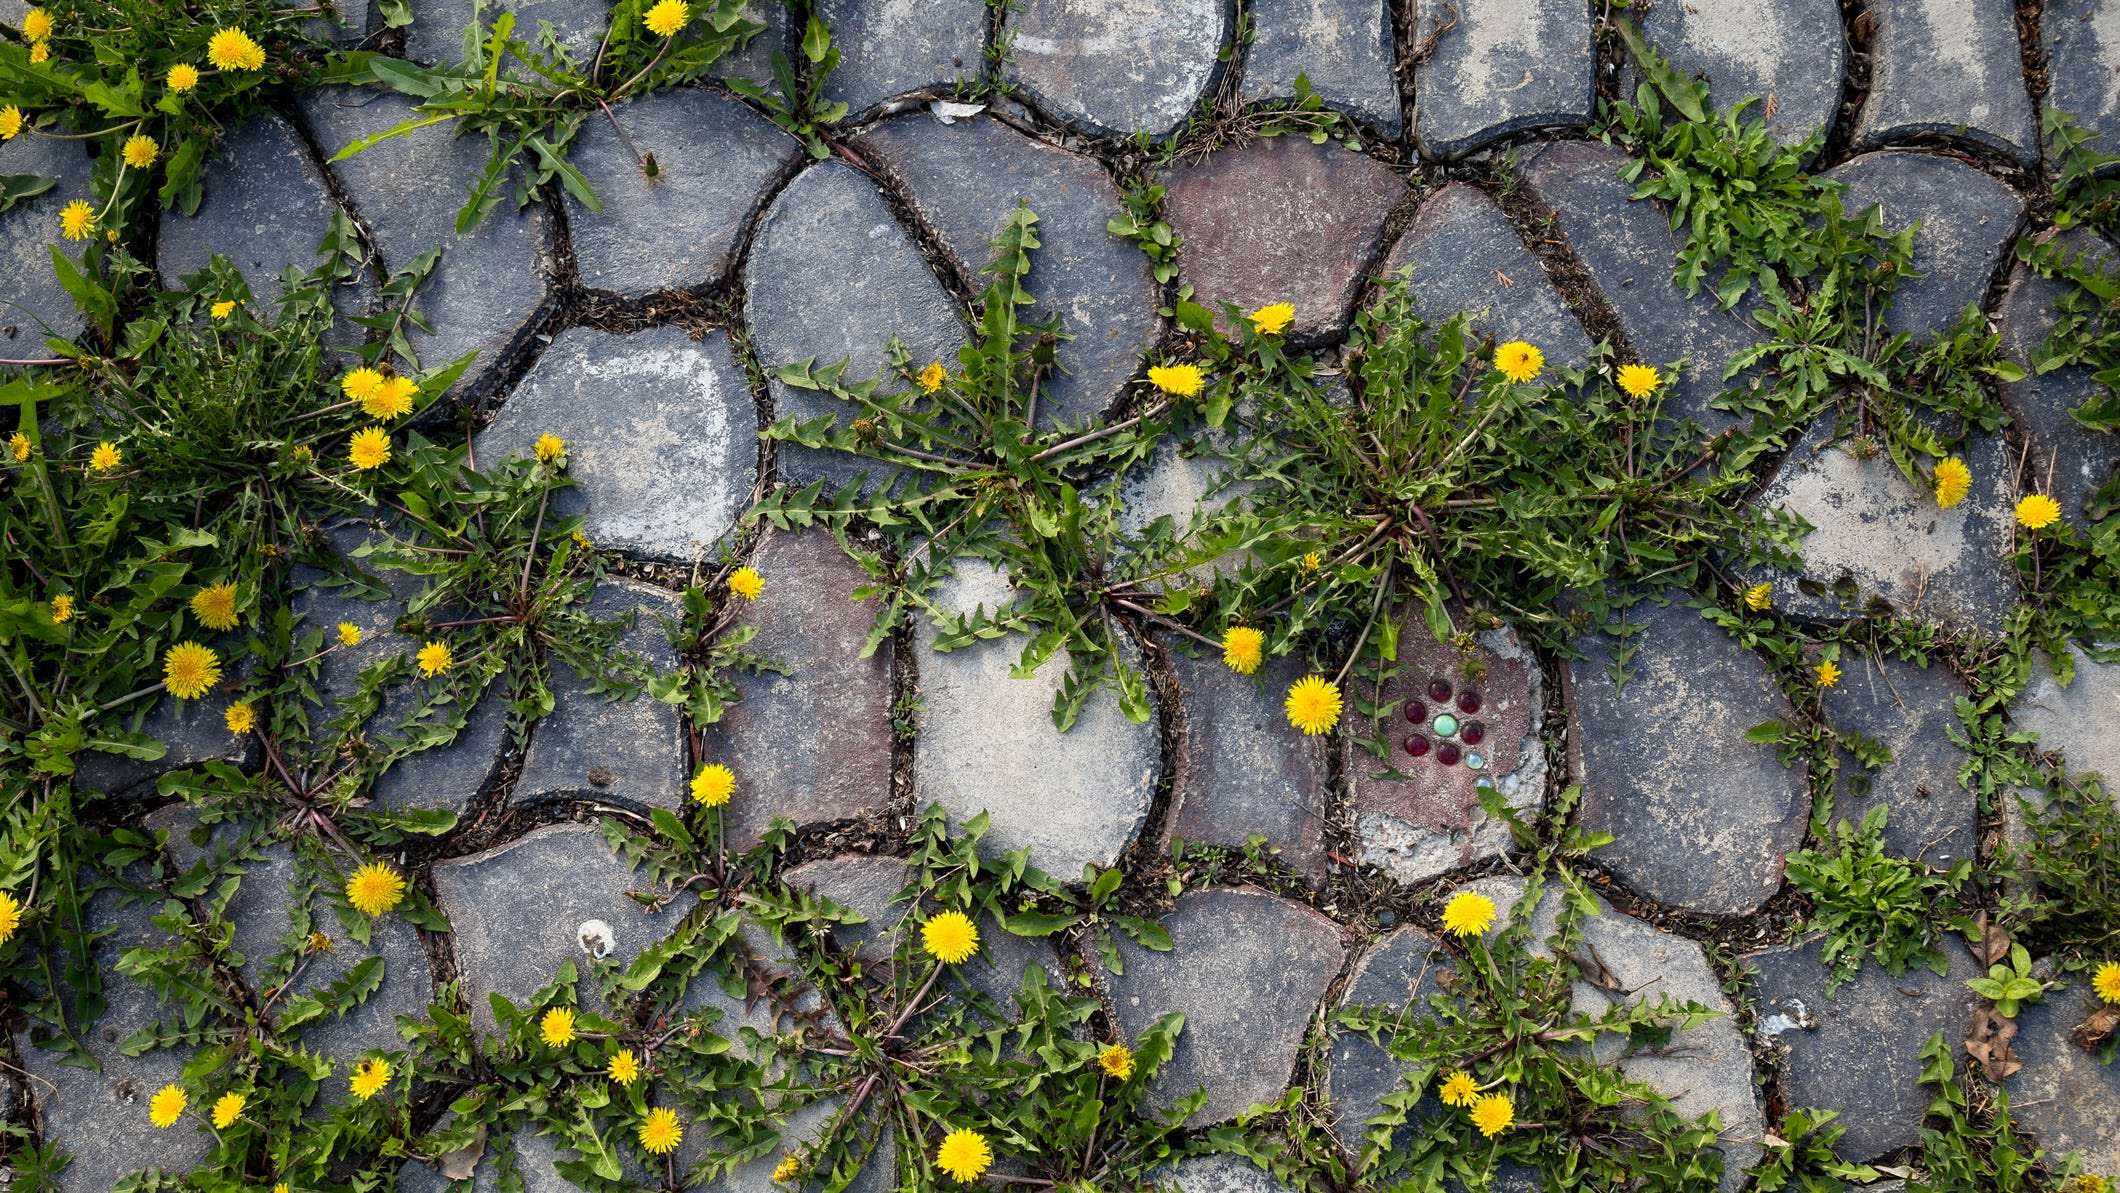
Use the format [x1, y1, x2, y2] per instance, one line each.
[1147, 363, 1204, 398]
[608, 1048, 642, 1085]
[918, 361, 947, 393]
[211, 299, 236, 319]
[337, 622, 362, 647]
[572, 530, 593, 551]
[339, 367, 385, 402]
[0, 105, 22, 140]
[90, 440, 121, 471]
[25, 39, 46, 63]
[1441, 890, 1496, 938]
[416, 640, 452, 677]
[50, 594, 72, 623]
[773, 1156, 801, 1183]
[349, 1057, 390, 1100]
[206, 28, 264, 71]
[643, 0, 689, 36]
[691, 763, 735, 807]
[190, 582, 240, 630]
[1284, 675, 1341, 736]
[534, 433, 566, 462]
[2094, 960, 2120, 1005]
[163, 642, 222, 700]
[59, 198, 96, 243]
[346, 861, 406, 917]
[0, 889, 21, 946]
[1468, 1091, 1514, 1137]
[1617, 364, 1661, 399]
[1933, 457, 1971, 509]
[167, 63, 199, 92]
[730, 566, 765, 600]
[1438, 1070, 1478, 1108]
[8, 431, 28, 460]
[1297, 551, 1322, 576]
[364, 375, 416, 420]
[20, 7, 52, 40]
[1744, 583, 1771, 612]
[306, 931, 333, 953]
[1815, 659, 1841, 688]
[211, 1092, 245, 1129]
[639, 1107, 683, 1155]
[224, 702, 256, 735]
[2016, 494, 2062, 530]
[922, 910, 980, 964]
[1494, 341, 1543, 384]
[121, 135, 158, 169]
[348, 427, 391, 470]
[1247, 302, 1294, 336]
[1097, 1043, 1134, 1081]
[1221, 626, 1264, 676]
[149, 1084, 187, 1128]
[540, 1007, 575, 1048]
[935, 1128, 992, 1183]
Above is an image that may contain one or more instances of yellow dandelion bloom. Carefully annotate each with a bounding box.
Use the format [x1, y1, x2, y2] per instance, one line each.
[190, 582, 240, 630]
[1617, 364, 1661, 399]
[211, 1091, 245, 1129]
[163, 641, 222, 700]
[935, 1128, 991, 1184]
[730, 566, 764, 601]
[363, 375, 417, 420]
[1222, 626, 1265, 675]
[2094, 960, 2120, 1005]
[1147, 363, 1204, 398]
[922, 910, 980, 964]
[1494, 341, 1543, 384]
[1298, 550, 1322, 576]
[167, 63, 200, 92]
[534, 433, 566, 462]
[211, 299, 236, 319]
[1284, 675, 1341, 736]
[345, 861, 406, 917]
[1247, 302, 1294, 336]
[918, 361, 947, 393]
[0, 105, 22, 140]
[206, 28, 264, 71]
[292, 445, 313, 464]
[1438, 1070, 1478, 1107]
[608, 1048, 642, 1085]
[540, 1007, 575, 1048]
[49, 594, 73, 623]
[639, 1107, 683, 1155]
[1097, 1043, 1134, 1081]
[1815, 659, 1841, 688]
[1441, 890, 1496, 938]
[1469, 1091, 1514, 1137]
[773, 1156, 801, 1183]
[2016, 494, 2062, 530]
[1744, 583, 1771, 612]
[416, 640, 452, 677]
[0, 889, 22, 946]
[337, 622, 362, 647]
[1933, 457, 1971, 509]
[349, 1057, 390, 1100]
[224, 702, 256, 735]
[307, 931, 333, 953]
[27, 39, 46, 63]
[691, 763, 735, 807]
[572, 530, 593, 550]
[149, 1084, 187, 1128]
[89, 440, 121, 472]
[121, 135, 158, 169]
[20, 7, 52, 40]
[339, 367, 385, 402]
[643, 0, 689, 36]
[9, 431, 29, 460]
[348, 427, 391, 470]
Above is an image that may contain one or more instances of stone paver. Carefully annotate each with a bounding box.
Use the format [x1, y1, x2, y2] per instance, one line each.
[1161, 644, 1331, 880]
[477, 325, 757, 561]
[912, 560, 1159, 880]
[1410, 0, 1594, 160]
[1520, 140, 1759, 432]
[744, 159, 965, 491]
[1240, 0, 1402, 135]
[854, 114, 1159, 427]
[1163, 136, 1405, 341]
[1383, 182, 1593, 370]
[1997, 228, 2120, 531]
[1825, 150, 2023, 337]
[700, 530, 895, 847]
[2007, 984, 2120, 1176]
[1112, 432, 1259, 587]
[1819, 653, 1978, 866]
[714, 0, 792, 91]
[817, 0, 987, 117]
[1852, 0, 2039, 168]
[513, 578, 687, 810]
[1324, 925, 1455, 1160]
[1002, 0, 1230, 137]
[564, 88, 803, 297]
[2010, 646, 2120, 787]
[431, 822, 698, 1032]
[1637, 0, 1845, 149]
[1110, 887, 1345, 1124]
[0, 133, 92, 345]
[299, 87, 556, 390]
[2046, 0, 2120, 151]
[1748, 936, 1983, 1163]
[73, 687, 258, 797]
[1569, 597, 1809, 916]
[1349, 611, 1545, 886]
[405, 0, 605, 67]
[1743, 419, 2020, 636]
[368, 684, 512, 816]
[1164, 1153, 1302, 1193]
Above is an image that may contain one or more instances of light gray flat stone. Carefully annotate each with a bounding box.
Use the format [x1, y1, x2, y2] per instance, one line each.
[430, 822, 698, 1032]
[514, 578, 687, 810]
[1110, 887, 1345, 1125]
[1996, 228, 2120, 530]
[1002, 0, 1230, 137]
[404, 0, 605, 66]
[1240, 0, 1402, 135]
[398, 1127, 589, 1193]
[1410, 0, 1593, 160]
[817, 0, 987, 117]
[1819, 653, 1978, 866]
[1161, 644, 1330, 880]
[2010, 645, 2120, 788]
[477, 325, 756, 561]
[0, 132, 92, 345]
[911, 559, 1158, 880]
[1323, 925, 1455, 1162]
[564, 88, 802, 296]
[1852, 0, 2039, 167]
[1569, 597, 1809, 916]
[2006, 983, 2120, 1176]
[1164, 1153, 1301, 1193]
[1112, 432, 1259, 588]
[1825, 150, 2024, 337]
[1637, 0, 1845, 148]
[853, 114, 1159, 427]
[744, 159, 965, 492]
[1742, 419, 2020, 636]
[1383, 181, 1592, 369]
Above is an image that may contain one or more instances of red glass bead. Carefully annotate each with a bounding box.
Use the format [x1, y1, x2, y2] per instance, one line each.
[1404, 735, 1431, 758]
[1461, 720, 1486, 745]
[1436, 741, 1462, 766]
[1427, 677, 1453, 701]
[1457, 690, 1482, 713]
[1402, 700, 1427, 724]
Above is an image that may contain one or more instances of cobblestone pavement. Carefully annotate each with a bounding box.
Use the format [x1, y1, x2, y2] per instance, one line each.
[4, 0, 2120, 1189]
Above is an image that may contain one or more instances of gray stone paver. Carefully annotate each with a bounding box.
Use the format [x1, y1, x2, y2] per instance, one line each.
[1410, 0, 1593, 160]
[2010, 646, 2120, 788]
[513, 577, 688, 810]
[816, 0, 987, 118]
[1384, 181, 1593, 370]
[1997, 228, 2120, 531]
[1002, 0, 1230, 137]
[1161, 644, 1330, 880]
[1637, 0, 1846, 150]
[1240, 0, 1402, 135]
[73, 686, 258, 797]
[2006, 985, 2120, 1176]
[2046, 0, 2120, 150]
[1819, 653, 1978, 867]
[1853, 0, 2039, 167]
[1825, 150, 2024, 337]
[404, 0, 606, 67]
[1324, 925, 1455, 1160]
[0, 132, 92, 345]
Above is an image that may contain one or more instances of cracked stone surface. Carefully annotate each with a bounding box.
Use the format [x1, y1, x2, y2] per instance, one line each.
[1410, 0, 1594, 160]
[1002, 0, 1230, 137]
[816, 0, 987, 117]
[1383, 181, 1593, 370]
[1163, 135, 1405, 341]
[478, 325, 757, 562]
[1748, 936, 1984, 1164]
[1241, 0, 1402, 135]
[563, 88, 803, 297]
[2006, 985, 2120, 1176]
[1825, 150, 2024, 337]
[1997, 228, 2120, 530]
[2010, 645, 2120, 788]
[432, 823, 699, 1032]
[1569, 596, 1810, 916]
[1819, 652, 1978, 866]
[699, 529, 895, 847]
[1637, 0, 1846, 149]
[1742, 419, 2020, 636]
[0, 132, 92, 345]
[1324, 924, 1456, 1160]
[1110, 888, 1345, 1125]
[855, 114, 1159, 427]
[1161, 642, 1330, 880]
[1852, 0, 2039, 167]
[513, 578, 688, 810]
